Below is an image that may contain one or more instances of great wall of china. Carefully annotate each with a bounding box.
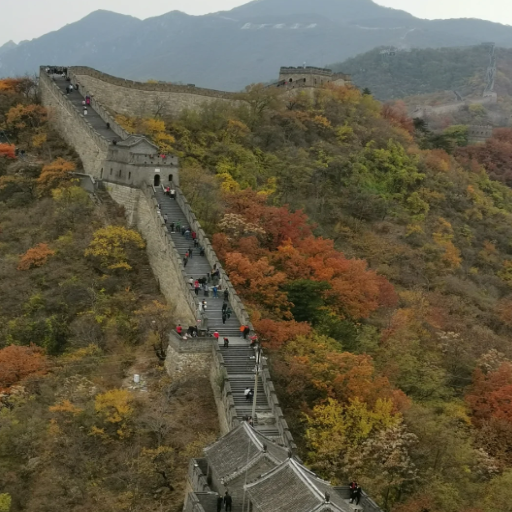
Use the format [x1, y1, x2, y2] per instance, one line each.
[40, 66, 383, 512]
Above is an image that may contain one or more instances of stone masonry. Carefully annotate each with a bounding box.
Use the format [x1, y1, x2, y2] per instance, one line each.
[69, 67, 243, 119]
[41, 65, 382, 512]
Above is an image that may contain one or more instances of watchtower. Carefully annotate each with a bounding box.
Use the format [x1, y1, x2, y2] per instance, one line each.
[101, 135, 179, 188]
[276, 66, 351, 89]
[467, 125, 493, 145]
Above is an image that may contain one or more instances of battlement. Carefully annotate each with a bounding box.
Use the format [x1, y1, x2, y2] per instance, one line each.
[468, 125, 493, 145]
[277, 65, 351, 89]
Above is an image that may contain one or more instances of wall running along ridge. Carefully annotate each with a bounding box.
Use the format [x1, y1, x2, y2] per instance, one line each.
[39, 71, 109, 176]
[69, 66, 243, 118]
[40, 65, 296, 452]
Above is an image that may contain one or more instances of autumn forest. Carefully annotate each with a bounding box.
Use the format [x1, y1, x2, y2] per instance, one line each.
[2, 72, 512, 512]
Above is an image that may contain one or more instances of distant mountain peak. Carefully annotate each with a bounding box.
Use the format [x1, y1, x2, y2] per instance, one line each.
[227, 0, 415, 23]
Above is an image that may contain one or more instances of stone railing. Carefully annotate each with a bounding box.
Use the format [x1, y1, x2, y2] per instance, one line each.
[183, 493, 206, 512]
[260, 358, 296, 451]
[189, 458, 211, 492]
[69, 66, 242, 99]
[168, 332, 213, 353]
[211, 344, 240, 429]
[72, 172, 99, 194]
[173, 185, 253, 330]
[39, 70, 110, 153]
[142, 183, 198, 319]
[335, 486, 383, 512]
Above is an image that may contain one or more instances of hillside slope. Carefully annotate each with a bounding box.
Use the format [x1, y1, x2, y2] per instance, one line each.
[4, 0, 512, 90]
[107, 81, 512, 509]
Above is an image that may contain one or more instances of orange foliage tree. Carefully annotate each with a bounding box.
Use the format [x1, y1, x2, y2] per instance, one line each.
[0, 345, 48, 391]
[466, 362, 512, 425]
[18, 243, 55, 270]
[274, 238, 397, 319]
[0, 144, 16, 159]
[224, 252, 291, 316]
[281, 334, 408, 410]
[36, 157, 76, 193]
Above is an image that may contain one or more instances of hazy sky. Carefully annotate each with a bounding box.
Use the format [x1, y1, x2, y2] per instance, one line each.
[1, 0, 511, 47]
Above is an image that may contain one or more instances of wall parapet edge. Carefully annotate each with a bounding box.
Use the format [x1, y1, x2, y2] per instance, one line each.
[69, 66, 243, 100]
[141, 183, 198, 319]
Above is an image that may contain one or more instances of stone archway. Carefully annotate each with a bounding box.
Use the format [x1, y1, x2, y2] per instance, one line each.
[154, 174, 161, 187]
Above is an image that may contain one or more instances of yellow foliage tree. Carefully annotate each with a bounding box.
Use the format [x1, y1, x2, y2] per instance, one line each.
[432, 217, 461, 270]
[115, 115, 175, 153]
[49, 400, 83, 415]
[17, 243, 55, 270]
[0, 493, 11, 512]
[304, 397, 402, 480]
[94, 389, 134, 438]
[85, 226, 145, 271]
[37, 158, 76, 193]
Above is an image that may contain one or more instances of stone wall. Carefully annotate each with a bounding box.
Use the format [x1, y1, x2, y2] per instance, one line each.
[468, 125, 494, 145]
[413, 94, 498, 119]
[165, 333, 212, 378]
[104, 182, 196, 324]
[40, 71, 109, 177]
[69, 66, 243, 118]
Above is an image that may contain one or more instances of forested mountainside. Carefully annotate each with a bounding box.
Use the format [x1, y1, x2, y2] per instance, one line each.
[0, 78, 218, 512]
[4, 0, 512, 90]
[116, 83, 512, 511]
[333, 45, 512, 129]
[333, 46, 496, 101]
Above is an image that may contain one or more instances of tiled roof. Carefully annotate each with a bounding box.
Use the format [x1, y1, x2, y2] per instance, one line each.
[204, 423, 289, 481]
[117, 135, 158, 150]
[245, 459, 350, 512]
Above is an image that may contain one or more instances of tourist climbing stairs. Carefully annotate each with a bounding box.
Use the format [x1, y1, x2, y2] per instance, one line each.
[52, 75, 120, 142]
[155, 188, 279, 438]
[52, 74, 282, 443]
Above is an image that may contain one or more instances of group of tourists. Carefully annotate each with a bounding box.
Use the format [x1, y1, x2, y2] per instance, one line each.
[217, 491, 232, 512]
[349, 480, 363, 505]
[66, 83, 79, 94]
[45, 66, 67, 76]
[164, 186, 176, 199]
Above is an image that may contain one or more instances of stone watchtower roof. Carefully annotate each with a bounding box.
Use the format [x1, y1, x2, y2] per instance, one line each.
[245, 458, 350, 512]
[116, 135, 159, 151]
[204, 422, 289, 484]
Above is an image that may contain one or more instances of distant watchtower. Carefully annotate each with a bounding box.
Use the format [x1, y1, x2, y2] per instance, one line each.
[467, 125, 493, 145]
[276, 66, 351, 89]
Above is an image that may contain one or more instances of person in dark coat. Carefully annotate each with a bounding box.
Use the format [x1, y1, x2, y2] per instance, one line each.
[224, 491, 232, 512]
[350, 484, 362, 505]
[217, 495, 223, 512]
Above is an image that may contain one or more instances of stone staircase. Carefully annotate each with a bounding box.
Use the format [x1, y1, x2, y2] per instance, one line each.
[155, 187, 242, 337]
[52, 72, 281, 442]
[155, 188, 279, 438]
[52, 75, 120, 142]
[219, 345, 279, 438]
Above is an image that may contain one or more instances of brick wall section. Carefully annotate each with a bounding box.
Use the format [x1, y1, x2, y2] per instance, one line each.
[40, 71, 109, 177]
[70, 66, 243, 118]
[105, 182, 197, 324]
[174, 186, 253, 329]
[165, 333, 212, 377]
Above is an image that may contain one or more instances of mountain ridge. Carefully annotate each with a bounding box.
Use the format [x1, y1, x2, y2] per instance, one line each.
[2, 0, 512, 90]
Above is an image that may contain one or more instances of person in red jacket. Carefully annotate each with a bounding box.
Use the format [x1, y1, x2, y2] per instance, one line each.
[176, 324, 183, 335]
